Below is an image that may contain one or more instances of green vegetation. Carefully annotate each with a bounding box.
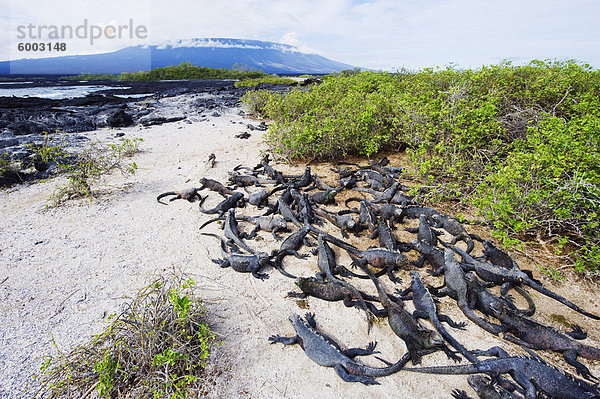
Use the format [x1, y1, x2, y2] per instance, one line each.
[60, 62, 268, 81]
[35, 275, 216, 398]
[59, 73, 120, 81]
[242, 60, 600, 274]
[28, 131, 142, 206]
[234, 76, 298, 87]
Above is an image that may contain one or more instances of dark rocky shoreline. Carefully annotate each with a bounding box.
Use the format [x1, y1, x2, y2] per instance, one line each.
[0, 79, 291, 186]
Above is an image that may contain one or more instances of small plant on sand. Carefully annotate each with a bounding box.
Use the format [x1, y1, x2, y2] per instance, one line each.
[28, 135, 143, 206]
[35, 275, 217, 398]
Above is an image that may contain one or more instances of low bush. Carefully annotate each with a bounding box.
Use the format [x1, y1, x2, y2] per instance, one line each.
[242, 60, 600, 273]
[28, 132, 143, 206]
[234, 76, 297, 87]
[35, 275, 216, 398]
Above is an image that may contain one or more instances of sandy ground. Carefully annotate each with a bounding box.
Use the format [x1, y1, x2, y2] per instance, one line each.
[1, 105, 599, 398]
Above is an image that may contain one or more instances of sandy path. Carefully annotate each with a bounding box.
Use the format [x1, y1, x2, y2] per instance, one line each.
[1, 106, 598, 398]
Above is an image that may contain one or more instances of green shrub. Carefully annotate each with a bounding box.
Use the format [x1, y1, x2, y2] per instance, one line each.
[243, 60, 600, 273]
[234, 76, 298, 87]
[28, 133, 143, 206]
[35, 275, 216, 398]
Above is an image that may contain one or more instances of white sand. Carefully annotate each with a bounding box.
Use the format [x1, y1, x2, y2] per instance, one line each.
[1, 106, 598, 398]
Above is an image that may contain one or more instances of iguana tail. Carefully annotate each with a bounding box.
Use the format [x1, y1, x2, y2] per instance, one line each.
[348, 352, 412, 377]
[403, 363, 480, 375]
[527, 280, 600, 320]
[156, 191, 176, 205]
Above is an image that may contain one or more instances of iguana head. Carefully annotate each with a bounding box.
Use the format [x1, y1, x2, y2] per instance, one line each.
[424, 330, 445, 347]
[411, 239, 422, 251]
[272, 217, 287, 229]
[344, 217, 356, 231]
[409, 270, 421, 284]
[394, 253, 408, 268]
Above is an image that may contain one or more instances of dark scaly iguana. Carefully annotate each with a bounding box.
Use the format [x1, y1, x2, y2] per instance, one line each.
[406, 214, 441, 247]
[495, 303, 600, 380]
[399, 270, 476, 364]
[202, 233, 271, 280]
[199, 213, 288, 240]
[370, 219, 412, 253]
[220, 209, 255, 254]
[199, 177, 235, 198]
[430, 249, 506, 335]
[270, 225, 313, 279]
[410, 239, 445, 270]
[308, 189, 338, 205]
[355, 258, 452, 365]
[430, 213, 480, 253]
[464, 272, 536, 330]
[352, 181, 402, 203]
[228, 171, 275, 188]
[198, 192, 245, 217]
[269, 313, 410, 385]
[403, 346, 600, 399]
[313, 207, 357, 238]
[289, 165, 313, 189]
[338, 242, 410, 284]
[156, 187, 202, 204]
[453, 245, 600, 320]
[344, 200, 405, 229]
[451, 375, 524, 399]
[247, 186, 286, 208]
[315, 235, 374, 331]
[288, 277, 385, 316]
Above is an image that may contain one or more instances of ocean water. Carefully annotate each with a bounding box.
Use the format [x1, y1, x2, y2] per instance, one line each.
[0, 84, 130, 99]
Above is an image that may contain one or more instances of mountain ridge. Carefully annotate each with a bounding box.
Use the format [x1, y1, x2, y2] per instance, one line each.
[1, 38, 356, 75]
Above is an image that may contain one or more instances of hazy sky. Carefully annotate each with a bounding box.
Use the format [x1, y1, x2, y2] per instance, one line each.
[3, 0, 599, 70]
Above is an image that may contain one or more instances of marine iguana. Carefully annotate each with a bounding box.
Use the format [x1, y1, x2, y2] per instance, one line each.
[430, 249, 506, 335]
[354, 259, 453, 364]
[315, 235, 374, 330]
[481, 240, 541, 286]
[202, 233, 271, 280]
[410, 239, 445, 270]
[431, 213, 480, 253]
[270, 225, 313, 278]
[451, 375, 523, 399]
[290, 189, 324, 226]
[304, 175, 338, 192]
[397, 205, 440, 223]
[495, 303, 600, 380]
[289, 166, 313, 189]
[220, 209, 255, 254]
[228, 171, 275, 188]
[199, 213, 288, 240]
[402, 346, 600, 399]
[333, 238, 409, 284]
[355, 200, 378, 235]
[369, 219, 411, 253]
[464, 272, 536, 325]
[452, 246, 600, 320]
[269, 313, 411, 385]
[313, 207, 358, 238]
[198, 192, 245, 217]
[199, 177, 235, 198]
[156, 187, 202, 204]
[308, 189, 339, 205]
[399, 270, 476, 363]
[252, 154, 285, 184]
[288, 277, 385, 316]
[406, 214, 441, 247]
[247, 186, 286, 208]
[352, 181, 402, 203]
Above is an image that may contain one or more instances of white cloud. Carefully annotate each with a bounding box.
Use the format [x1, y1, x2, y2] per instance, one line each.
[2, 0, 599, 70]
